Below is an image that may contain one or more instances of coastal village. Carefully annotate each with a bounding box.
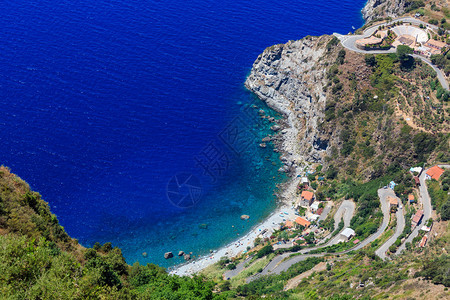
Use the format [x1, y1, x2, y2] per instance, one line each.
[171, 13, 450, 286]
[0, 0, 449, 299]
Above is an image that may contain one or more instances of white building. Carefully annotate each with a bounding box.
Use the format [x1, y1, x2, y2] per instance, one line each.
[310, 202, 319, 212]
[340, 228, 355, 242]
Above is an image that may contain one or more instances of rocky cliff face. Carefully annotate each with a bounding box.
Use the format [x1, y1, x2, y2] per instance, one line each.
[245, 36, 336, 167]
[361, 0, 407, 23]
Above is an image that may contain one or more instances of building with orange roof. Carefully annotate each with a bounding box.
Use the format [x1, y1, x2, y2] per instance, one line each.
[295, 217, 311, 228]
[425, 165, 444, 180]
[285, 220, 294, 228]
[412, 210, 423, 228]
[419, 235, 428, 247]
[408, 194, 415, 203]
[388, 196, 398, 208]
[300, 190, 315, 207]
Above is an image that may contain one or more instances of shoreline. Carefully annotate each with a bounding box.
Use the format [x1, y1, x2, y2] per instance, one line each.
[169, 88, 308, 277]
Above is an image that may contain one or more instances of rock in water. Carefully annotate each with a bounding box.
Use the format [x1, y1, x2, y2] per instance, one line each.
[164, 252, 173, 259]
[178, 251, 184, 256]
[184, 254, 191, 261]
[271, 125, 281, 131]
[142, 252, 148, 258]
[198, 223, 208, 229]
[241, 214, 250, 220]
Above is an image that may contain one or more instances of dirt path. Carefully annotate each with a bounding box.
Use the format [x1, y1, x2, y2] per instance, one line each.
[284, 262, 327, 291]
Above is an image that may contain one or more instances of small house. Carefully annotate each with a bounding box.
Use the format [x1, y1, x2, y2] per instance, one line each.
[340, 228, 355, 242]
[413, 176, 420, 186]
[301, 177, 309, 187]
[389, 181, 396, 189]
[310, 202, 319, 212]
[424, 39, 447, 55]
[300, 190, 315, 207]
[388, 196, 398, 209]
[409, 167, 422, 174]
[425, 165, 444, 181]
[295, 217, 311, 228]
[412, 210, 424, 228]
[408, 194, 415, 203]
[419, 235, 428, 247]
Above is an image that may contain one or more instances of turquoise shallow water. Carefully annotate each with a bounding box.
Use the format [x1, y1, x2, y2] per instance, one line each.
[0, 0, 365, 267]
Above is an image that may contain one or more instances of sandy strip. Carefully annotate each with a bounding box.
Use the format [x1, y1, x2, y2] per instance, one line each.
[169, 203, 298, 276]
[169, 163, 303, 276]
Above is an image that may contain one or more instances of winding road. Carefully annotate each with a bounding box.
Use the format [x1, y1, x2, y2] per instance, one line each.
[396, 165, 449, 254]
[245, 192, 390, 282]
[375, 192, 404, 260]
[334, 17, 449, 91]
[244, 200, 355, 282]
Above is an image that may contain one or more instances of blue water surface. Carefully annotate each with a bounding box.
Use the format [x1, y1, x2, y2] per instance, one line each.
[0, 0, 365, 267]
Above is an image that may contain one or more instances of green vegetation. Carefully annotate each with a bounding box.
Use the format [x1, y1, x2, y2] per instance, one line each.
[415, 254, 450, 286]
[235, 257, 323, 297]
[428, 170, 450, 220]
[0, 166, 223, 299]
[396, 45, 414, 70]
[404, 1, 425, 13]
[431, 52, 450, 77]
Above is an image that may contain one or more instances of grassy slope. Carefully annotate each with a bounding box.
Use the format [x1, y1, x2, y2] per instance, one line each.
[0, 166, 223, 300]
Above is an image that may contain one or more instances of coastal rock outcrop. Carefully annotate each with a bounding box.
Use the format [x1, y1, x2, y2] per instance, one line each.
[362, 0, 407, 23]
[245, 36, 332, 166]
[164, 252, 173, 259]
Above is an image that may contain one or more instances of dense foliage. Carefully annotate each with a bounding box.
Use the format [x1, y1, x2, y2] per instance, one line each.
[428, 170, 450, 221]
[0, 167, 222, 300]
[235, 257, 323, 297]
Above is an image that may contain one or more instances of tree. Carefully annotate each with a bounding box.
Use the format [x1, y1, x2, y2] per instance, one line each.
[396, 45, 414, 69]
[365, 54, 376, 67]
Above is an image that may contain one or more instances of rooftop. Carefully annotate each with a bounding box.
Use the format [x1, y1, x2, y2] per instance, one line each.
[295, 217, 311, 228]
[356, 36, 382, 46]
[426, 165, 445, 180]
[425, 39, 447, 49]
[408, 194, 415, 201]
[301, 190, 314, 201]
[388, 196, 398, 205]
[419, 235, 428, 247]
[341, 227, 355, 238]
[412, 210, 424, 224]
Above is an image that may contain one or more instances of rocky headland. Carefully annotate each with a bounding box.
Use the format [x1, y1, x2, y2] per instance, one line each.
[362, 0, 408, 23]
[245, 36, 336, 173]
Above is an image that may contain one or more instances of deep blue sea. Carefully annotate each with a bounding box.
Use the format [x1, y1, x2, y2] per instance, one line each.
[0, 0, 365, 267]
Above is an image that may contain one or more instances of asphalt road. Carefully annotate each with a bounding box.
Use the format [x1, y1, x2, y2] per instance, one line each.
[375, 192, 404, 260]
[412, 54, 449, 91]
[246, 193, 389, 281]
[317, 200, 355, 244]
[396, 165, 449, 254]
[334, 17, 449, 91]
[223, 255, 253, 280]
[246, 200, 355, 282]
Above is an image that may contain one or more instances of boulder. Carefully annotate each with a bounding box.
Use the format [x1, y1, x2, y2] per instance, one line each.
[164, 252, 173, 259]
[178, 251, 184, 256]
[240, 214, 250, 220]
[184, 254, 191, 261]
[271, 125, 281, 131]
[142, 252, 148, 258]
